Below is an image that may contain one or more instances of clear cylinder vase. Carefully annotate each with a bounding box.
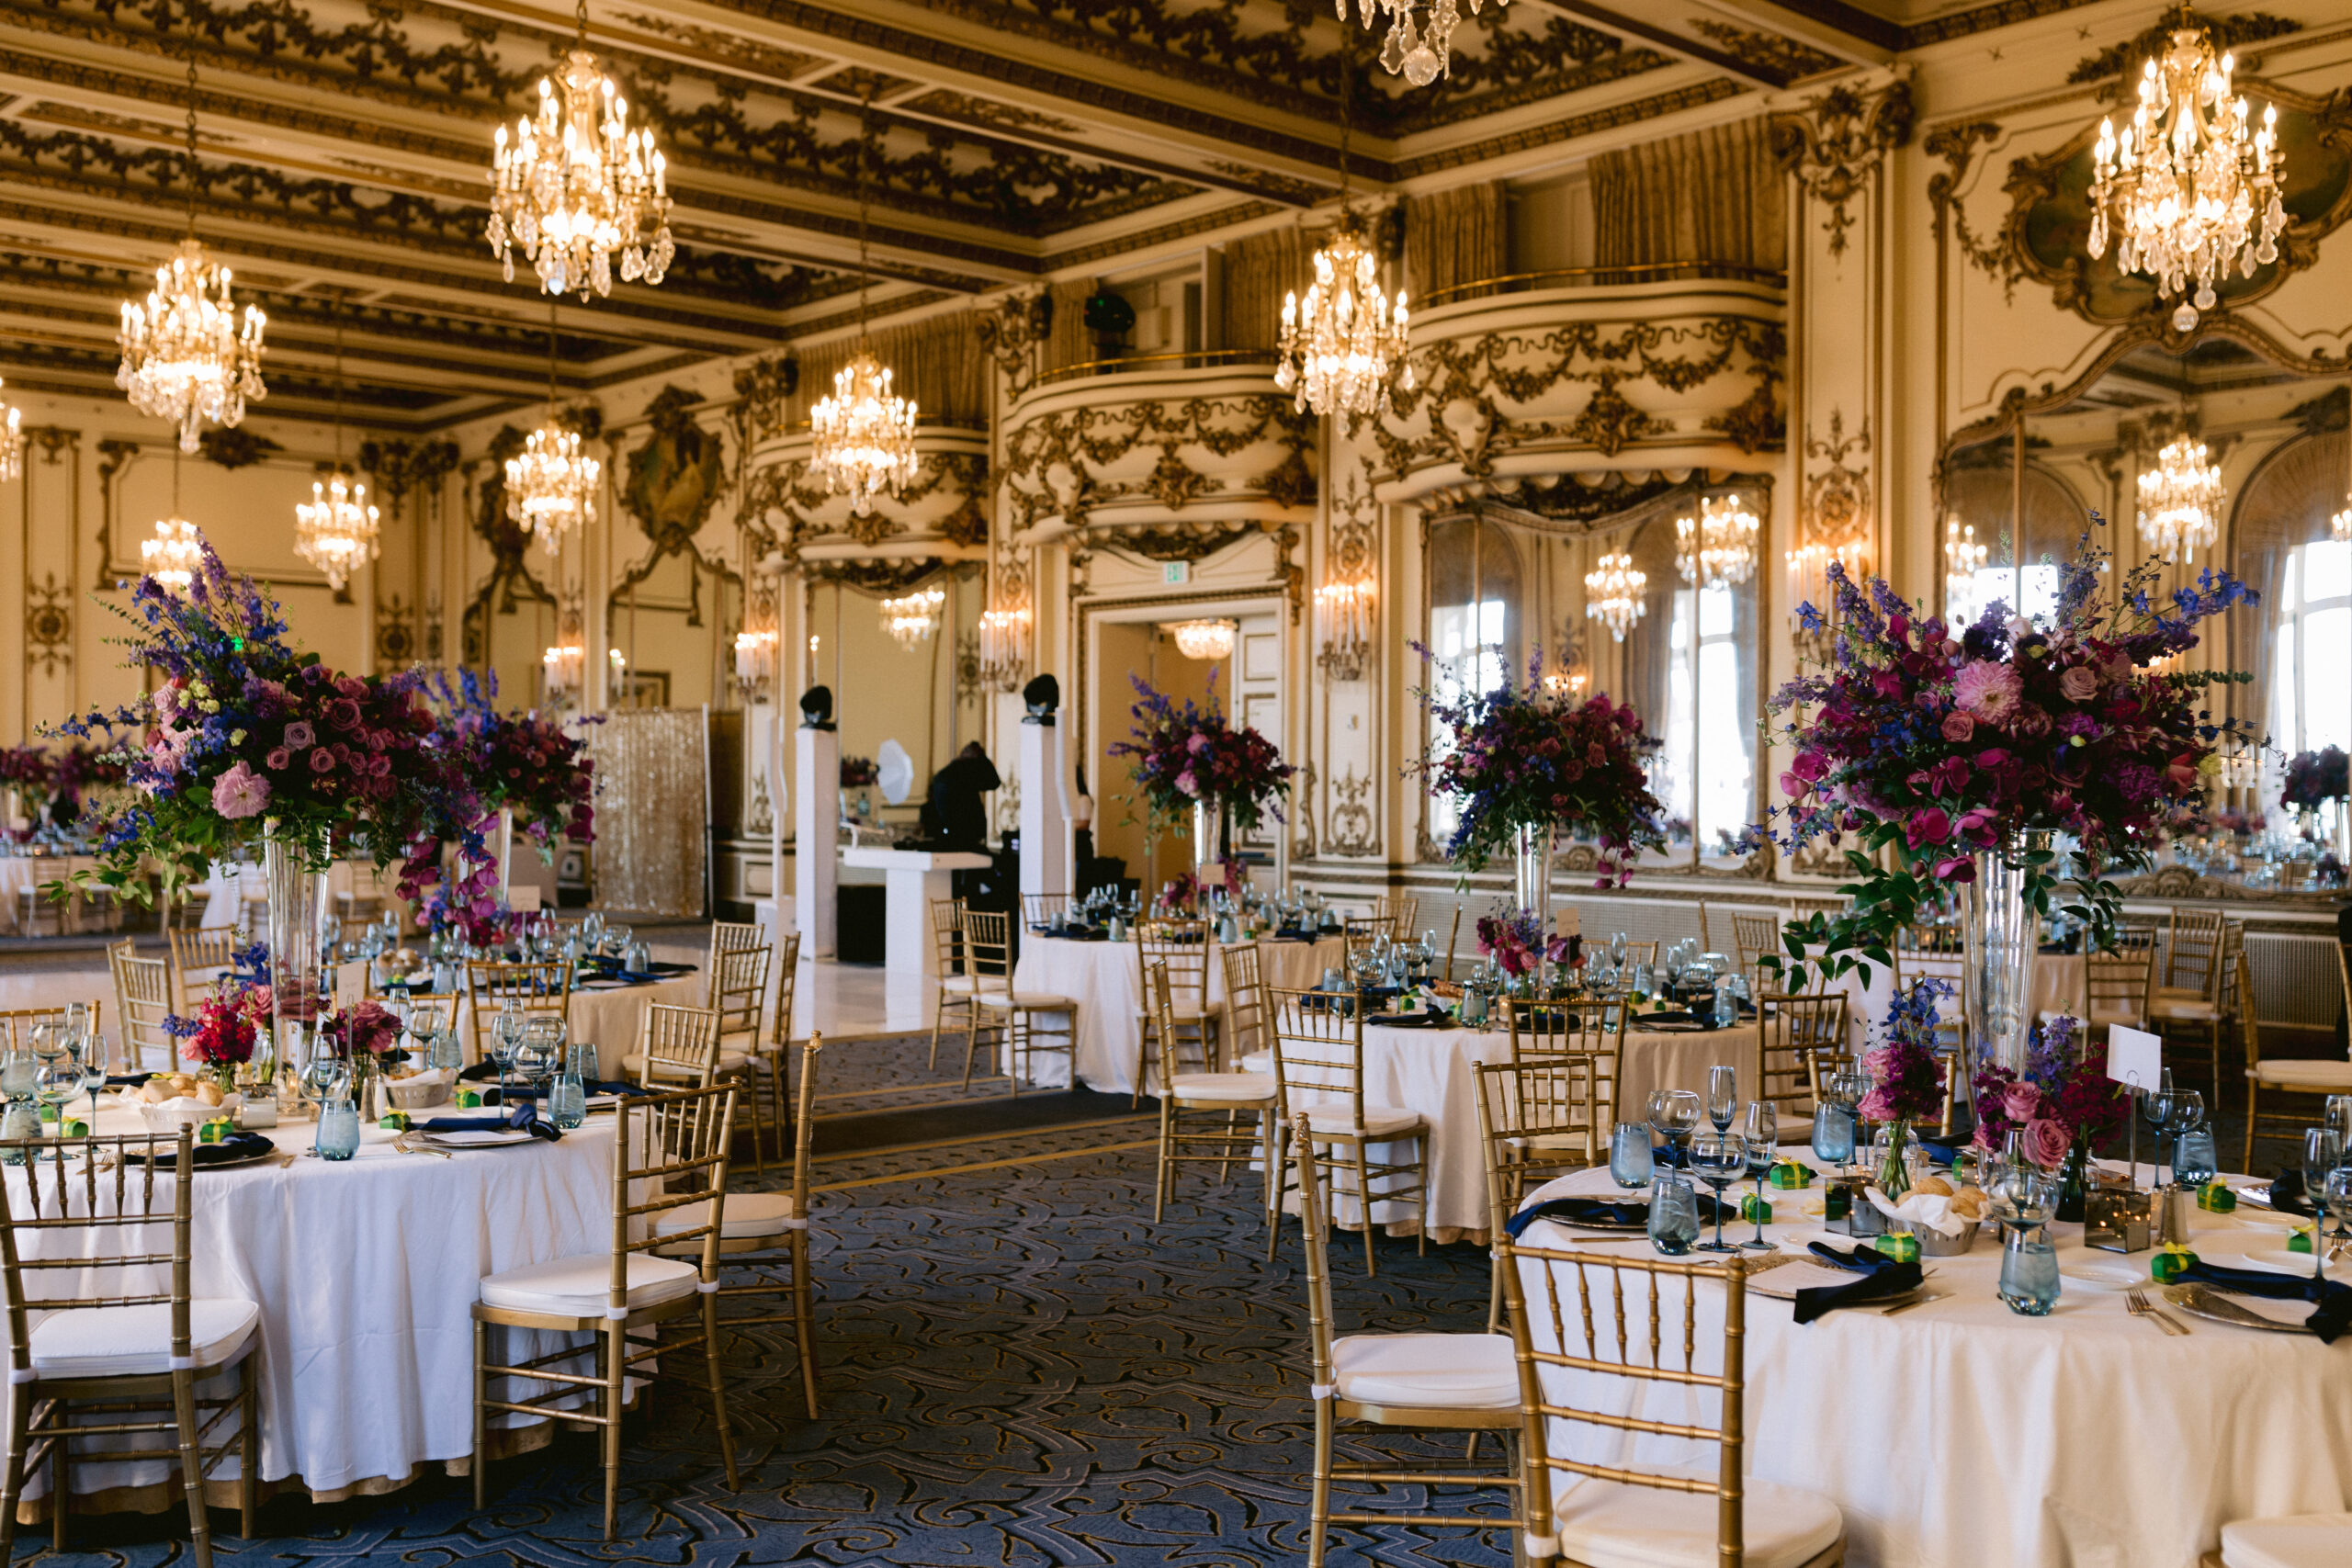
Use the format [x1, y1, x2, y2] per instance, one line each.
[1514, 820, 1556, 931]
[1962, 829, 2047, 1080]
[1191, 798, 1231, 876]
[262, 824, 329, 1087]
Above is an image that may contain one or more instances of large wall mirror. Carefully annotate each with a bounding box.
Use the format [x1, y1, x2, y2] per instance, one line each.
[805, 569, 985, 838]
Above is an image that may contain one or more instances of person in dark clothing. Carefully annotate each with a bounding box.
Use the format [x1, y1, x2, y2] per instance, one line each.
[922, 740, 1001, 852]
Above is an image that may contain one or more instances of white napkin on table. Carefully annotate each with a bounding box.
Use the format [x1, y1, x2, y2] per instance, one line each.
[1867, 1186, 1974, 1239]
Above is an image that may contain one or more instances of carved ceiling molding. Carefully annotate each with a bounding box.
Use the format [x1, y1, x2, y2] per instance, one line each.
[356, 436, 461, 519]
[1002, 390, 1317, 536]
[1683, 19, 1841, 84]
[2065, 11, 2300, 85]
[748, 450, 990, 554]
[801, 556, 977, 595]
[1770, 74, 1916, 258]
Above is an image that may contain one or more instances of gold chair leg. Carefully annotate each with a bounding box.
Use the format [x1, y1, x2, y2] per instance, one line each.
[51, 1396, 66, 1553]
[1217, 1107, 1239, 1187]
[702, 1293, 740, 1490]
[0, 1367, 29, 1565]
[1353, 1144, 1377, 1278]
[172, 1367, 211, 1568]
[791, 1228, 821, 1420]
[1306, 1396, 1335, 1568]
[2243, 1081, 2257, 1175]
[1132, 1017, 1151, 1110]
[1154, 1099, 1174, 1222]
[472, 1318, 489, 1510]
[240, 1356, 258, 1539]
[1261, 1109, 1285, 1259]
[928, 987, 947, 1069]
[601, 1322, 626, 1541]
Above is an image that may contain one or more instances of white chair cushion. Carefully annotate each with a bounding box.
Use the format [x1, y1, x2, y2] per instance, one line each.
[28, 1299, 260, 1379]
[2149, 994, 2220, 1021]
[2221, 1514, 2352, 1568]
[479, 1252, 700, 1317]
[1238, 1051, 1274, 1076]
[974, 991, 1076, 1010]
[937, 975, 979, 995]
[652, 1190, 802, 1239]
[1550, 1465, 1844, 1568]
[1170, 1071, 1275, 1104]
[1330, 1331, 1517, 1408]
[1137, 1003, 1216, 1024]
[1304, 1103, 1425, 1139]
[2250, 1059, 2352, 1089]
[621, 1050, 752, 1079]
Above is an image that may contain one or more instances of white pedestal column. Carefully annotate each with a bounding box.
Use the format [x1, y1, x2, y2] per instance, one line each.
[843, 848, 994, 976]
[795, 725, 839, 959]
[1019, 717, 1069, 898]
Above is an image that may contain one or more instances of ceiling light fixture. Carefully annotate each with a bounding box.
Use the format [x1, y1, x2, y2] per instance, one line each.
[1584, 552, 1645, 643]
[813, 94, 920, 516]
[292, 304, 379, 591]
[505, 299, 599, 551]
[1169, 619, 1237, 661]
[880, 586, 944, 651]
[488, 0, 673, 299]
[1674, 493, 1759, 590]
[2136, 432, 2223, 562]
[1342, 0, 1505, 89]
[117, 23, 266, 452]
[0, 378, 21, 482]
[2088, 7, 2285, 333]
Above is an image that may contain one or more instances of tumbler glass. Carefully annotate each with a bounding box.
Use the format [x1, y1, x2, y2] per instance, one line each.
[1610, 1121, 1655, 1190]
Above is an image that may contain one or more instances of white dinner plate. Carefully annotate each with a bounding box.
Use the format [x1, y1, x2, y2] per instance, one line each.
[2210, 1241, 2346, 1281]
[423, 1129, 537, 1148]
[2059, 1261, 2143, 1292]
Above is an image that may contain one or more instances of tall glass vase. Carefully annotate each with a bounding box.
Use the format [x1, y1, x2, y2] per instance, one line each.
[492, 806, 515, 903]
[262, 823, 329, 1088]
[1962, 829, 2047, 1080]
[1190, 797, 1232, 896]
[1514, 820, 1556, 931]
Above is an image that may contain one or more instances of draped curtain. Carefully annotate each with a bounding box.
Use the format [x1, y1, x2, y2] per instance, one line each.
[588, 709, 708, 918]
[1045, 278, 1096, 373]
[1405, 183, 1506, 298]
[1218, 227, 1308, 353]
[788, 311, 987, 427]
[1590, 118, 1785, 271]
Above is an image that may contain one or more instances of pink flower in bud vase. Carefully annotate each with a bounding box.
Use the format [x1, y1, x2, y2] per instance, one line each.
[2023, 1116, 2072, 1169]
[210, 761, 271, 819]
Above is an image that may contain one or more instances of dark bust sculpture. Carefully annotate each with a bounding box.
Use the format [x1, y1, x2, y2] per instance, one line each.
[1023, 673, 1059, 725]
[798, 685, 834, 729]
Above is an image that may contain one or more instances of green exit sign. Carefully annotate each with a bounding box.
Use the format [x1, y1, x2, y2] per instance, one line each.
[1162, 561, 1189, 585]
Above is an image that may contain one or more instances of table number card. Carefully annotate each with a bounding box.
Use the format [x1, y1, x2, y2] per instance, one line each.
[2107, 1025, 2163, 1090]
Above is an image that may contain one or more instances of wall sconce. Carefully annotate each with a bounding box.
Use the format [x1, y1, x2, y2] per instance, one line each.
[732, 628, 777, 702]
[1783, 541, 1871, 637]
[1942, 513, 1987, 624]
[978, 605, 1030, 693]
[1314, 576, 1373, 682]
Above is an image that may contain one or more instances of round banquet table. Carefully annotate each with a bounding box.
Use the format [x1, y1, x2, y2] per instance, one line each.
[1513, 1164, 2352, 1568]
[1831, 952, 2086, 1046]
[1, 1103, 626, 1515]
[1011, 932, 1345, 1094]
[1307, 1016, 1763, 1242]
[379, 970, 705, 1082]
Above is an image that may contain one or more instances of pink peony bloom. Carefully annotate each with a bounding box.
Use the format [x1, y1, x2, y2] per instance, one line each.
[2022, 1117, 2072, 1169]
[1952, 659, 2022, 721]
[2058, 665, 2099, 704]
[210, 761, 271, 819]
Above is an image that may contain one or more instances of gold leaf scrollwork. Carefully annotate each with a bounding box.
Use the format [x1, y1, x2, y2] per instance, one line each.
[1770, 75, 1915, 258]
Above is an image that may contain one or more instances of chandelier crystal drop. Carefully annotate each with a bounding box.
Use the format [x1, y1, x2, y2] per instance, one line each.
[1341, 0, 1506, 89]
[1169, 619, 1237, 661]
[293, 473, 379, 592]
[813, 352, 920, 516]
[1584, 552, 1645, 643]
[0, 378, 22, 483]
[1673, 494, 1760, 589]
[1276, 211, 1413, 418]
[879, 587, 944, 651]
[118, 237, 268, 454]
[141, 517, 204, 596]
[487, 0, 673, 301]
[2136, 434, 2224, 562]
[2087, 12, 2286, 333]
[505, 423, 600, 547]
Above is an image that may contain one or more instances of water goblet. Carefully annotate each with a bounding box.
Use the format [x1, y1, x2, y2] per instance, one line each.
[2161, 1090, 2205, 1186]
[1688, 1131, 1747, 1254]
[74, 1029, 107, 1126]
[33, 1059, 79, 1158]
[2323, 1167, 2352, 1274]
[1609, 1121, 1655, 1190]
[1810, 1100, 1855, 1170]
[2324, 1095, 2352, 1144]
[1988, 1164, 2062, 1315]
[492, 1004, 527, 1101]
[2143, 1069, 2177, 1182]
[1706, 1065, 1738, 1133]
[2305, 1128, 2347, 1271]
[1739, 1102, 1778, 1249]
[1646, 1175, 1701, 1257]
[26, 1020, 67, 1070]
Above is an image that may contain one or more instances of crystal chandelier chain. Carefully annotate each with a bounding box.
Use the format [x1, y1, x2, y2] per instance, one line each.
[2087, 8, 2285, 333]
[1584, 552, 1645, 643]
[1340, 0, 1505, 89]
[292, 306, 380, 592]
[812, 94, 920, 516]
[504, 297, 600, 550]
[487, 0, 673, 299]
[2136, 431, 2224, 562]
[1674, 494, 1760, 590]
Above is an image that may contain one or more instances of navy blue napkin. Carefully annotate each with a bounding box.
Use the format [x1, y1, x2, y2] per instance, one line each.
[1374, 1010, 1453, 1030]
[1507, 1191, 1724, 1238]
[1792, 1241, 1925, 1323]
[1915, 1134, 1966, 1167]
[421, 1103, 560, 1141]
[2175, 1259, 2352, 1343]
[192, 1130, 276, 1167]
[2267, 1171, 2314, 1218]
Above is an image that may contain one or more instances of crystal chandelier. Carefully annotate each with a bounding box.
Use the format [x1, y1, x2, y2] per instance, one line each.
[1584, 552, 1645, 643]
[117, 40, 266, 453]
[2136, 433, 2224, 562]
[978, 605, 1031, 692]
[293, 310, 379, 592]
[1944, 513, 1988, 621]
[141, 516, 203, 596]
[1340, 0, 1507, 89]
[2088, 11, 2285, 333]
[0, 378, 22, 483]
[814, 96, 921, 516]
[487, 0, 673, 299]
[1674, 493, 1759, 589]
[1170, 619, 1237, 661]
[880, 587, 944, 650]
[506, 301, 599, 549]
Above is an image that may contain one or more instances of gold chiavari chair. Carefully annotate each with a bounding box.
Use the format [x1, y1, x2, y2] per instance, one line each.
[0, 1002, 103, 1056]
[705, 942, 777, 1169]
[2151, 910, 2230, 1106]
[1134, 918, 1220, 1106]
[465, 959, 572, 1062]
[472, 1085, 740, 1540]
[707, 919, 766, 962]
[747, 931, 804, 1170]
[1219, 940, 1272, 1074]
[1272, 988, 1430, 1276]
[1757, 992, 1849, 1121]
[0, 1128, 259, 1567]
[1022, 893, 1071, 927]
[1372, 894, 1420, 936]
[1148, 960, 1282, 1231]
[927, 897, 972, 1070]
[2075, 925, 2158, 1032]
[1498, 1237, 1849, 1568]
[1730, 909, 1782, 992]
[653, 1035, 825, 1419]
[1294, 1115, 1521, 1568]
[962, 909, 1079, 1095]
[622, 1003, 727, 1090]
[166, 927, 241, 1013]
[1618, 938, 1661, 972]
[110, 942, 177, 1073]
[1341, 914, 1397, 961]
[401, 990, 461, 1049]
[2241, 948, 2352, 1172]
[1475, 1056, 1611, 1331]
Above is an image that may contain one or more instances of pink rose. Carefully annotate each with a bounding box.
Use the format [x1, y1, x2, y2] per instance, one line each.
[2022, 1117, 2072, 1169]
[1174, 770, 1198, 798]
[283, 721, 314, 750]
[209, 761, 271, 820]
[2058, 666, 2099, 704]
[266, 748, 291, 772]
[1940, 710, 1975, 743]
[2001, 1082, 2041, 1123]
[310, 748, 336, 774]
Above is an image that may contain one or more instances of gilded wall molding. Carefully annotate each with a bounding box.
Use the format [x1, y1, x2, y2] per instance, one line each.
[94, 435, 134, 590]
[24, 572, 71, 678]
[1770, 75, 1916, 258]
[1323, 765, 1379, 858]
[1003, 389, 1317, 535]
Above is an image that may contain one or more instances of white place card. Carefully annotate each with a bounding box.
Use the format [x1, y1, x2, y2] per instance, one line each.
[2107, 1024, 2163, 1090]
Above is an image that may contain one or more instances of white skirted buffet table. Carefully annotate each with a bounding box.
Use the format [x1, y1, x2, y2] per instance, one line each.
[840, 846, 992, 977]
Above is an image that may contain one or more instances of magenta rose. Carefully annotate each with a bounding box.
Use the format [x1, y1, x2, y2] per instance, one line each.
[2058, 665, 2099, 704]
[2022, 1117, 2072, 1169]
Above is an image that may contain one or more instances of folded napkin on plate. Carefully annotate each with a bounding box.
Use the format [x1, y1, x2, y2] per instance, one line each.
[1867, 1185, 1974, 1238]
[2175, 1259, 2352, 1343]
[1508, 1191, 1723, 1237]
[421, 1103, 561, 1141]
[191, 1131, 276, 1167]
[104, 1071, 156, 1088]
[500, 1078, 647, 1101]
[1792, 1241, 1925, 1323]
[1914, 1134, 1967, 1167]
[1374, 1010, 1452, 1030]
[2266, 1170, 2314, 1218]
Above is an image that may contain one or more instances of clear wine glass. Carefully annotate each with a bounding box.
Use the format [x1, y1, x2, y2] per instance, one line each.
[1689, 1131, 1747, 1254]
[1649, 1089, 1701, 1162]
[1707, 1065, 1738, 1133]
[2302, 1128, 2344, 1277]
[33, 1060, 78, 1158]
[2323, 1167, 2352, 1274]
[1609, 931, 1628, 971]
[1740, 1101, 1778, 1250]
[492, 1004, 527, 1101]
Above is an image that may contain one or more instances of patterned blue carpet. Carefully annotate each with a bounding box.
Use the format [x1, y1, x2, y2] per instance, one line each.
[33, 1035, 1516, 1567]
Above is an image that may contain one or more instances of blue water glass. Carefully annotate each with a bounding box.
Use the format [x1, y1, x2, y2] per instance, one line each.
[1647, 1176, 1701, 1256]
[548, 1069, 588, 1130]
[0, 1101, 37, 1165]
[2174, 1126, 2219, 1190]
[1811, 1104, 1854, 1168]
[317, 1100, 361, 1162]
[1998, 1224, 2061, 1315]
[1610, 1121, 1656, 1189]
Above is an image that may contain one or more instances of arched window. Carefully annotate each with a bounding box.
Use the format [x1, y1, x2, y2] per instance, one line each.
[1424, 513, 1523, 844]
[1942, 458, 2091, 624]
[2232, 426, 2352, 810]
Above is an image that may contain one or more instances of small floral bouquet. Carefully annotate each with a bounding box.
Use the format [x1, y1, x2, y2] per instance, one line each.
[1860, 979, 1949, 1197]
[164, 981, 271, 1085]
[49, 739, 129, 822]
[1111, 673, 1292, 838]
[1475, 907, 1572, 978]
[1761, 519, 2254, 988]
[322, 998, 403, 1059]
[435, 671, 596, 857]
[1971, 1012, 2130, 1165]
[1411, 653, 1665, 889]
[2280, 746, 2349, 809]
[1154, 872, 1201, 918]
[0, 745, 53, 795]
[840, 755, 880, 790]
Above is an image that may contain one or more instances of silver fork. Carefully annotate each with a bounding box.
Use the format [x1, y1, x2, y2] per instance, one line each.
[2127, 1288, 2189, 1335]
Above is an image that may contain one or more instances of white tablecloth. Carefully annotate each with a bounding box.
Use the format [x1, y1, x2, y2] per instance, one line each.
[1012, 933, 1345, 1093]
[436, 972, 707, 1081]
[1515, 1165, 2352, 1568]
[3, 1106, 622, 1506]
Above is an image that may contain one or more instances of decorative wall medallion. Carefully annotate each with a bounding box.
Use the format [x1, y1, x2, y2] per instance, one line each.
[1567, 372, 1656, 457]
[196, 427, 281, 469]
[1325, 766, 1378, 857]
[1803, 411, 1872, 550]
[375, 592, 417, 666]
[1770, 75, 1915, 257]
[624, 386, 728, 553]
[24, 573, 72, 677]
[1291, 759, 1317, 863]
[975, 291, 1054, 397]
[1148, 448, 1207, 510]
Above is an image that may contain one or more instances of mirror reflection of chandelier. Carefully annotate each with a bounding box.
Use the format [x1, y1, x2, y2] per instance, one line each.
[2087, 9, 2285, 333]
[0, 378, 21, 483]
[881, 587, 944, 650]
[486, 1, 673, 299]
[1584, 552, 1646, 643]
[1674, 494, 1759, 589]
[2136, 433, 2223, 562]
[141, 517, 204, 596]
[1169, 619, 1237, 661]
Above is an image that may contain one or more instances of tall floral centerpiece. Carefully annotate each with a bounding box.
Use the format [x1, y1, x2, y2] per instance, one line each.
[1762, 520, 2254, 1076]
[435, 671, 596, 910]
[57, 540, 494, 1069]
[2280, 745, 2349, 862]
[1111, 674, 1292, 894]
[1860, 979, 1951, 1201]
[1414, 654, 1665, 931]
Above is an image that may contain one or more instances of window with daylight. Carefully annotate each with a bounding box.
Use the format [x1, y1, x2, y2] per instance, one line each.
[2266, 538, 2352, 810]
[1424, 515, 1522, 846]
[1651, 580, 1758, 853]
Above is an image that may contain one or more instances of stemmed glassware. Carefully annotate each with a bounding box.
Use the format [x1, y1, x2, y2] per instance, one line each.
[73, 1024, 107, 1128]
[1706, 1066, 1737, 1133]
[492, 1003, 527, 1104]
[1647, 1089, 1701, 1162]
[2322, 1167, 2352, 1279]
[2143, 1068, 2177, 1184]
[1688, 1131, 1748, 1254]
[2305, 1128, 2347, 1268]
[1739, 1102, 1778, 1250]
[517, 1016, 566, 1100]
[2161, 1089, 2206, 1188]
[33, 1059, 78, 1157]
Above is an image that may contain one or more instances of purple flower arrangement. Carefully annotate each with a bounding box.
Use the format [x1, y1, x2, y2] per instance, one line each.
[2279, 746, 2348, 809]
[434, 670, 597, 855]
[1110, 672, 1292, 837]
[1971, 1012, 2130, 1164]
[1859, 978, 1949, 1127]
[1412, 653, 1666, 889]
[1762, 518, 2255, 986]
[1474, 907, 1572, 978]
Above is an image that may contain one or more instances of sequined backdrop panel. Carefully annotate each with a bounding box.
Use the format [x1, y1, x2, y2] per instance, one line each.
[591, 708, 707, 917]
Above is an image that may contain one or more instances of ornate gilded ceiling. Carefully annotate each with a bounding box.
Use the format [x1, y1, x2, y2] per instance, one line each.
[0, 0, 2098, 429]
